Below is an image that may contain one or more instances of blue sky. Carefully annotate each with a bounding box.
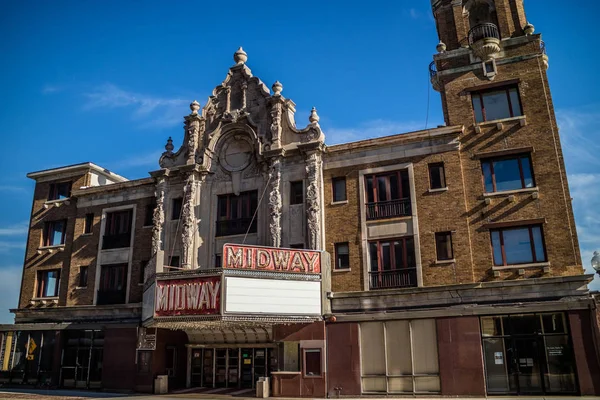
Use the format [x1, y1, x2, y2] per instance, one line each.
[0, 1, 598, 323]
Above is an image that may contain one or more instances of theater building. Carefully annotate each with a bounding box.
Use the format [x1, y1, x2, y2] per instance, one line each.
[1, 0, 600, 397]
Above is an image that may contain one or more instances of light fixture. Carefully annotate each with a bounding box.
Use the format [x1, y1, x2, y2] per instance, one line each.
[592, 251, 600, 274]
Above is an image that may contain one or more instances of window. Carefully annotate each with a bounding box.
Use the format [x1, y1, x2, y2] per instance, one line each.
[482, 154, 534, 193]
[365, 170, 411, 220]
[332, 177, 347, 202]
[428, 163, 446, 190]
[137, 351, 152, 374]
[303, 349, 322, 377]
[97, 264, 126, 305]
[84, 213, 94, 234]
[215, 254, 222, 268]
[78, 266, 88, 287]
[139, 260, 148, 284]
[167, 256, 180, 269]
[360, 319, 440, 394]
[42, 220, 66, 247]
[368, 237, 417, 289]
[290, 181, 304, 205]
[334, 243, 350, 270]
[171, 198, 183, 220]
[435, 232, 453, 261]
[490, 225, 546, 266]
[216, 191, 258, 236]
[144, 201, 155, 226]
[48, 181, 71, 201]
[471, 86, 522, 123]
[290, 243, 304, 249]
[36, 270, 60, 298]
[103, 209, 133, 249]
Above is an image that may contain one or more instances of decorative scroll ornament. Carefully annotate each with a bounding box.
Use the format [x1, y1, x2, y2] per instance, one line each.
[305, 152, 322, 250]
[268, 157, 282, 248]
[151, 178, 166, 255]
[181, 173, 197, 269]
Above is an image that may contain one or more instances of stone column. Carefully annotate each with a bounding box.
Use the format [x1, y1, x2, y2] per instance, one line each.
[181, 172, 197, 269]
[269, 82, 284, 149]
[184, 101, 205, 166]
[305, 151, 322, 250]
[151, 177, 166, 255]
[268, 156, 283, 248]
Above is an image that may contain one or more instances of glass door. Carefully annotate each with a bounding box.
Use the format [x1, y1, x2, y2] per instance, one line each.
[511, 337, 544, 394]
[228, 349, 239, 388]
[203, 349, 214, 387]
[241, 349, 253, 389]
[215, 349, 227, 387]
[190, 349, 203, 387]
[253, 348, 267, 385]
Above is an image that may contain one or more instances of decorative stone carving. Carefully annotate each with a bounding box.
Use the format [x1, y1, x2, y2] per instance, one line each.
[186, 101, 201, 165]
[305, 152, 321, 250]
[234, 47, 248, 65]
[268, 157, 282, 248]
[181, 172, 197, 269]
[270, 100, 283, 148]
[151, 177, 166, 255]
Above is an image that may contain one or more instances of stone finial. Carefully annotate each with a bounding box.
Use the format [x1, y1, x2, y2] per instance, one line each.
[524, 22, 535, 35]
[272, 81, 283, 96]
[190, 100, 200, 115]
[165, 136, 174, 153]
[309, 107, 320, 124]
[234, 47, 248, 64]
[436, 41, 447, 53]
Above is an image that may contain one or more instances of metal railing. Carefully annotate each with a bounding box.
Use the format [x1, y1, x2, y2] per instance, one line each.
[369, 269, 417, 290]
[216, 218, 257, 237]
[101, 233, 131, 250]
[429, 61, 437, 79]
[366, 199, 411, 220]
[96, 290, 126, 305]
[468, 23, 500, 45]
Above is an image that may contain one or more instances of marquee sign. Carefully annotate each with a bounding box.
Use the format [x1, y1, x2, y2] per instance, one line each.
[223, 244, 321, 274]
[154, 276, 220, 317]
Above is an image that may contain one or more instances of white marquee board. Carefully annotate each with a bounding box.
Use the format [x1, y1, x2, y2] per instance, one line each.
[224, 276, 321, 315]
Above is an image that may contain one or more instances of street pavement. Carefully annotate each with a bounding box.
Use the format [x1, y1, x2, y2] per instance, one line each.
[1, 389, 600, 400]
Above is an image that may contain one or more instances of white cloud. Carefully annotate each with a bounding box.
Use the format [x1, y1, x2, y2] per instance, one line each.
[0, 222, 28, 236]
[41, 84, 64, 94]
[0, 242, 25, 253]
[0, 185, 27, 192]
[324, 119, 435, 145]
[0, 265, 22, 324]
[556, 108, 600, 173]
[409, 8, 420, 19]
[83, 83, 190, 129]
[104, 151, 162, 170]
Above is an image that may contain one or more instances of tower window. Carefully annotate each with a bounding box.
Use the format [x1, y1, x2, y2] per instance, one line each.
[481, 154, 534, 193]
[48, 181, 72, 201]
[290, 181, 304, 205]
[471, 86, 522, 123]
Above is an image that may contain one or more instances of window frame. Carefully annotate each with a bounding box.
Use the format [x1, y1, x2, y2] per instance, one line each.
[171, 198, 183, 220]
[290, 181, 304, 205]
[36, 269, 61, 298]
[334, 242, 350, 270]
[302, 348, 323, 378]
[481, 153, 535, 193]
[78, 266, 88, 288]
[490, 225, 547, 266]
[42, 220, 67, 247]
[471, 85, 523, 123]
[369, 237, 416, 273]
[434, 232, 454, 261]
[84, 213, 94, 234]
[99, 264, 127, 292]
[365, 170, 410, 204]
[428, 163, 446, 190]
[332, 176, 347, 202]
[48, 181, 72, 201]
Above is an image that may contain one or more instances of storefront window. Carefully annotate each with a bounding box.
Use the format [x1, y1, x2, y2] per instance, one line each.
[480, 313, 576, 395]
[303, 349, 322, 377]
[360, 319, 440, 394]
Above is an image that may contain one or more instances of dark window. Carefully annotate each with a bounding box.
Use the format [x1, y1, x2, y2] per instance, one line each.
[36, 270, 60, 298]
[290, 243, 304, 249]
[167, 256, 180, 269]
[42, 220, 67, 247]
[48, 181, 71, 201]
[290, 181, 304, 205]
[215, 254, 222, 268]
[137, 351, 152, 374]
[365, 170, 411, 220]
[303, 349, 322, 377]
[144, 201, 155, 226]
[332, 177, 347, 202]
[435, 232, 454, 261]
[84, 213, 94, 234]
[334, 243, 350, 269]
[471, 86, 522, 123]
[103, 209, 133, 249]
[97, 264, 126, 305]
[216, 191, 258, 236]
[78, 266, 88, 287]
[482, 154, 534, 193]
[171, 198, 183, 220]
[490, 225, 546, 266]
[368, 237, 417, 290]
[428, 163, 446, 190]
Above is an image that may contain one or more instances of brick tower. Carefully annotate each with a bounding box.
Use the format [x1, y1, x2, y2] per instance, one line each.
[430, 0, 582, 281]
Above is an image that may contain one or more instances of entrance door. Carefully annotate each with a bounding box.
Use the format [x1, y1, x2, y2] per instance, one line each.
[240, 349, 253, 388]
[511, 337, 544, 394]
